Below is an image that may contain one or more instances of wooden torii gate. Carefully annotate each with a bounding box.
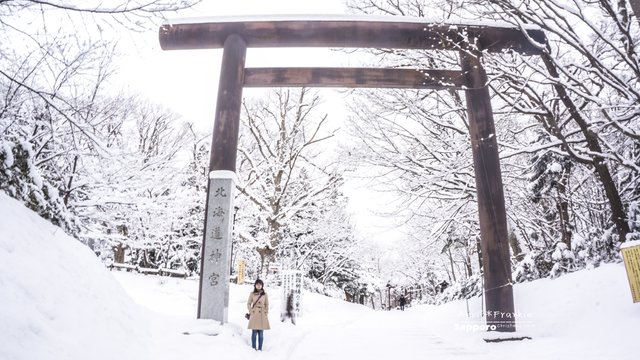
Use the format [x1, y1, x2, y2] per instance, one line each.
[159, 16, 546, 332]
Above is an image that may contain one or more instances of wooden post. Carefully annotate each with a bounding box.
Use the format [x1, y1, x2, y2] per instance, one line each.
[460, 48, 516, 332]
[208, 34, 246, 172]
[197, 34, 246, 322]
[629, 0, 640, 22]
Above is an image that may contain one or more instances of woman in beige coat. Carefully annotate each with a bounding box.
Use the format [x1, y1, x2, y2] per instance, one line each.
[247, 279, 270, 350]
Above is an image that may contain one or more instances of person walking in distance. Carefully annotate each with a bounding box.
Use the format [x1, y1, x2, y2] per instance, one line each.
[399, 294, 406, 311]
[281, 291, 296, 325]
[247, 279, 270, 350]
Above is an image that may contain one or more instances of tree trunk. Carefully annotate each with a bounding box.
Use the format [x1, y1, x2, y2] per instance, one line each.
[256, 246, 274, 278]
[475, 236, 483, 271]
[464, 248, 473, 277]
[447, 248, 457, 282]
[113, 243, 125, 264]
[629, 0, 640, 21]
[556, 173, 573, 249]
[508, 222, 524, 262]
[63, 155, 79, 206]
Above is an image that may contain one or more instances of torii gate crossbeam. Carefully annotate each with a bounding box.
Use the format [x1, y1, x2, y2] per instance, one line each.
[159, 16, 546, 333]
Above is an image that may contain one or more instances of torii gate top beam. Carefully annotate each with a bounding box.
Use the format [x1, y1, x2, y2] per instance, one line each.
[159, 15, 546, 55]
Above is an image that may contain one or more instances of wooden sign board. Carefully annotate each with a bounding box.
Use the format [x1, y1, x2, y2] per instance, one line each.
[621, 242, 640, 303]
[237, 259, 246, 285]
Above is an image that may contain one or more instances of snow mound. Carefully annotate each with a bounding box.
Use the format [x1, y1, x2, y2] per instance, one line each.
[0, 193, 150, 360]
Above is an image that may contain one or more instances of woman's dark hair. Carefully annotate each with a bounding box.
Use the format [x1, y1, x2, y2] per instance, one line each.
[253, 279, 265, 294]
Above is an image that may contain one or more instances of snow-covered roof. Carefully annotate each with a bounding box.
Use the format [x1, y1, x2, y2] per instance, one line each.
[209, 170, 239, 183]
[621, 240, 640, 249]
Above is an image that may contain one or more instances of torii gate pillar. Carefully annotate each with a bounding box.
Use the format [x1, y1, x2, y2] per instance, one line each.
[461, 49, 515, 331]
[197, 34, 246, 322]
[160, 16, 546, 332]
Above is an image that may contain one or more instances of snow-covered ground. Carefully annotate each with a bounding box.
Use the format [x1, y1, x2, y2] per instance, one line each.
[1, 192, 638, 360]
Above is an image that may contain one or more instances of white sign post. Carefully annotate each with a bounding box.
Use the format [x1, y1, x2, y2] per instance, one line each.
[281, 270, 303, 322]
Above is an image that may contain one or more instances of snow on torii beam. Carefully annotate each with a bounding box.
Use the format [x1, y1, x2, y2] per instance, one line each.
[159, 16, 546, 335]
[159, 16, 545, 54]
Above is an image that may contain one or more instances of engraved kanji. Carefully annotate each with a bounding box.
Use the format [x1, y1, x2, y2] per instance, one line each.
[208, 273, 220, 286]
[211, 206, 225, 217]
[208, 249, 222, 264]
[214, 187, 228, 197]
[213, 226, 223, 239]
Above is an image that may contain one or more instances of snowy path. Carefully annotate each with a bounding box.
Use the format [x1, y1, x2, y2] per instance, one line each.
[116, 272, 497, 360]
[281, 310, 490, 360]
[109, 271, 639, 360]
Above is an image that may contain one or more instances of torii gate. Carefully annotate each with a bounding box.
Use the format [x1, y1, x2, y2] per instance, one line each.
[159, 16, 546, 332]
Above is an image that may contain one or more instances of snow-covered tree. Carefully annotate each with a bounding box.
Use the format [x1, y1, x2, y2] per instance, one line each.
[75, 98, 192, 269]
[1, 1, 205, 274]
[0, 103, 77, 233]
[345, 0, 639, 291]
[233, 89, 354, 281]
[0, 0, 200, 233]
[476, 0, 638, 244]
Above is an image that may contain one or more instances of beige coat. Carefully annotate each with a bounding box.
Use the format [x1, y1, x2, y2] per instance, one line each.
[247, 292, 270, 330]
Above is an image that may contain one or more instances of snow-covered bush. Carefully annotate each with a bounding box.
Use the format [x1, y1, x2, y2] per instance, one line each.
[626, 201, 640, 243]
[0, 139, 76, 234]
[513, 250, 545, 282]
[436, 274, 482, 304]
[549, 242, 575, 278]
[513, 228, 626, 283]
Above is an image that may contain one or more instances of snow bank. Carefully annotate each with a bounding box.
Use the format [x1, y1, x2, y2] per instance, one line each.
[409, 262, 640, 359]
[0, 193, 150, 360]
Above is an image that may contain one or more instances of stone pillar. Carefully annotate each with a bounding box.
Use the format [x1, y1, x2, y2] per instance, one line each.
[198, 171, 236, 322]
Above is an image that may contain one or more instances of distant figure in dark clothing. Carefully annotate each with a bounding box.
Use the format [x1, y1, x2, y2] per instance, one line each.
[436, 280, 449, 294]
[281, 292, 296, 325]
[399, 295, 406, 311]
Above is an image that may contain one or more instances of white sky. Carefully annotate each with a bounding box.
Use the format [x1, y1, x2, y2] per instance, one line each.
[115, 0, 406, 247]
